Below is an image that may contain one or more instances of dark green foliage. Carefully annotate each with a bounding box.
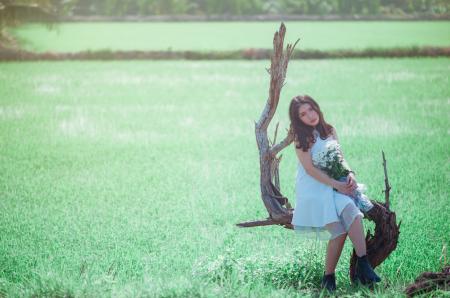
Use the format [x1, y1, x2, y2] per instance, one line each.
[1, 47, 449, 61]
[0, 1, 63, 27]
[0, 0, 71, 47]
[66, 0, 449, 16]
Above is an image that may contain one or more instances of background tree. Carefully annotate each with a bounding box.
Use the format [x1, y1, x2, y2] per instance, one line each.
[64, 0, 449, 16]
[0, 0, 70, 48]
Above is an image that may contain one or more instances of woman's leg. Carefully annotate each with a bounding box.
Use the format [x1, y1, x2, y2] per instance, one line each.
[347, 215, 366, 257]
[338, 202, 367, 257]
[325, 233, 347, 274]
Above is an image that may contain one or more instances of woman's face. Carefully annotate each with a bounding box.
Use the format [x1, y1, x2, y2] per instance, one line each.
[298, 103, 319, 127]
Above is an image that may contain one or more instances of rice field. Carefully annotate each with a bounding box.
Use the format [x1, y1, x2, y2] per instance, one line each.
[10, 21, 450, 53]
[0, 57, 449, 297]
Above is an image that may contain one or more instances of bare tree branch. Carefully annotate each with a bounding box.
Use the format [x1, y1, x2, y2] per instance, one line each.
[382, 150, 391, 209]
[270, 129, 294, 157]
[250, 23, 298, 224]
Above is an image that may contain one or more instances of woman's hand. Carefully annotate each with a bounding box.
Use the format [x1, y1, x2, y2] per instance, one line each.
[346, 172, 358, 192]
[333, 180, 354, 196]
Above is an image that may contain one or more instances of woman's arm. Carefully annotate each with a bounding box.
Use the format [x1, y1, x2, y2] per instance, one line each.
[295, 146, 335, 187]
[295, 142, 353, 195]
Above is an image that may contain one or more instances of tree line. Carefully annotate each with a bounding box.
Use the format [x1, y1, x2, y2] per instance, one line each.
[69, 0, 448, 16]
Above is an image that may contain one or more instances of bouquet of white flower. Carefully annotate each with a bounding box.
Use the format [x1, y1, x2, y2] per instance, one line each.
[312, 140, 374, 212]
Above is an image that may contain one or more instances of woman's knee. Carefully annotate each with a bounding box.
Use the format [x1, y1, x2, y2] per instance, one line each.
[335, 232, 348, 241]
[341, 203, 363, 225]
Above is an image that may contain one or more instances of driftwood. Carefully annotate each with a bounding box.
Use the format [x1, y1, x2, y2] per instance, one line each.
[236, 23, 400, 281]
[405, 266, 450, 296]
[239, 22, 297, 227]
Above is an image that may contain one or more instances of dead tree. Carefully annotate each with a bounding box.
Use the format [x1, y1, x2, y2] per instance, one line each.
[236, 23, 400, 280]
[405, 266, 450, 297]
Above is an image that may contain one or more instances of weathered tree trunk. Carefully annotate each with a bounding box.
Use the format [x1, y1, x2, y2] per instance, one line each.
[236, 23, 401, 281]
[248, 22, 297, 226]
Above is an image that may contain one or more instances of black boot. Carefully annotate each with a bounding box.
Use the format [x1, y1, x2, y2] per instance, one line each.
[321, 272, 336, 292]
[355, 255, 381, 285]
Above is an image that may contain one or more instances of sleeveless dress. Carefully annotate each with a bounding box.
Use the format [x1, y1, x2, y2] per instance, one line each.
[291, 129, 364, 241]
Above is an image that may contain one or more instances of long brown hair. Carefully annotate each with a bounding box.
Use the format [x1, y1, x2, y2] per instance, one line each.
[289, 95, 333, 152]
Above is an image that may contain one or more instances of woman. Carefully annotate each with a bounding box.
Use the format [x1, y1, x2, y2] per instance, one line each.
[289, 95, 381, 292]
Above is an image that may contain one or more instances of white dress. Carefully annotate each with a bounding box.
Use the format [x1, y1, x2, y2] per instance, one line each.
[291, 129, 364, 241]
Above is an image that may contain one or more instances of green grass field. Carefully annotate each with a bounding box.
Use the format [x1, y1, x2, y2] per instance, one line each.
[0, 58, 449, 297]
[10, 21, 450, 53]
